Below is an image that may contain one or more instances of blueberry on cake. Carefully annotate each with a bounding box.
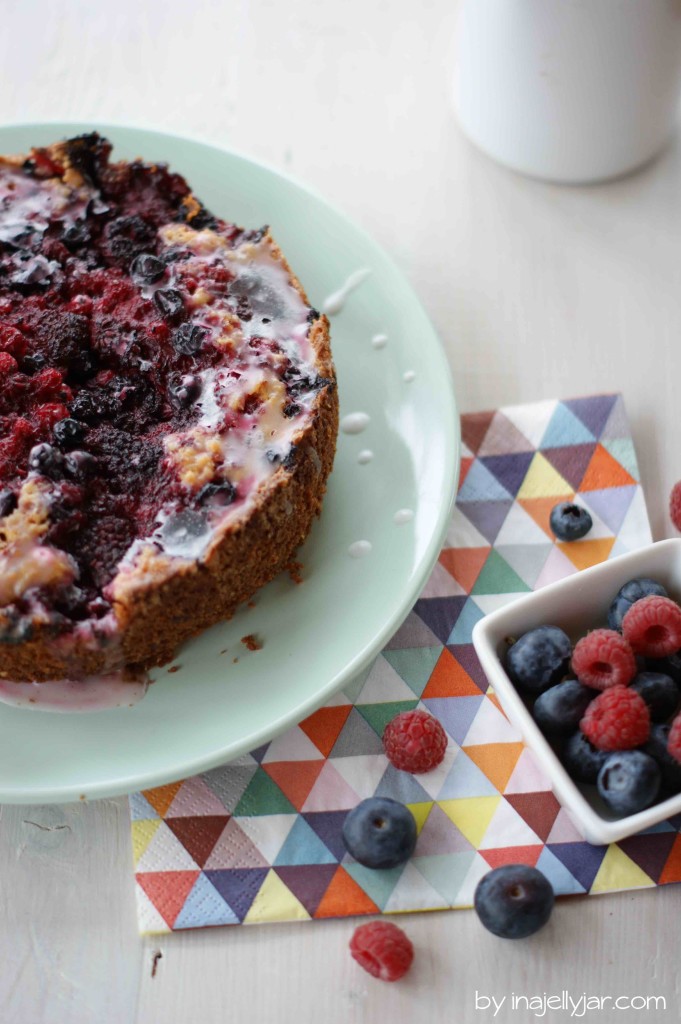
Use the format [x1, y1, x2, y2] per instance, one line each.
[0, 133, 337, 683]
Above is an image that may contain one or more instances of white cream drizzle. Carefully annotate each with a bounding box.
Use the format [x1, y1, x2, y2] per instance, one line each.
[394, 509, 414, 525]
[403, 370, 416, 383]
[322, 268, 372, 316]
[357, 449, 374, 464]
[0, 671, 149, 712]
[340, 412, 370, 435]
[371, 334, 388, 349]
[348, 540, 372, 558]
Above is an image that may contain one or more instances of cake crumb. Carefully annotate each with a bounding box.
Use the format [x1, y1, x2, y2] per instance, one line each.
[167, 665, 181, 674]
[287, 560, 304, 585]
[241, 634, 262, 652]
[233, 657, 239, 664]
[220, 648, 229, 655]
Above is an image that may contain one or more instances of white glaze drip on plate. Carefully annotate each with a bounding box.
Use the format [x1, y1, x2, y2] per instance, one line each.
[322, 268, 371, 316]
[394, 508, 414, 525]
[403, 370, 416, 383]
[341, 412, 370, 435]
[371, 333, 388, 349]
[0, 671, 149, 713]
[357, 449, 373, 464]
[348, 540, 372, 558]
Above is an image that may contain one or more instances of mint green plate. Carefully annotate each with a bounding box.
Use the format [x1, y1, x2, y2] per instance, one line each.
[0, 123, 459, 803]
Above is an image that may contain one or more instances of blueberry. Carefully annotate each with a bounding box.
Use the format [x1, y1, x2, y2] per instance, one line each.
[562, 731, 608, 784]
[549, 502, 593, 541]
[197, 480, 236, 507]
[607, 578, 668, 632]
[61, 221, 91, 251]
[64, 450, 98, 480]
[172, 323, 207, 356]
[131, 253, 166, 284]
[0, 489, 17, 518]
[342, 797, 417, 869]
[597, 751, 660, 816]
[629, 672, 679, 723]
[474, 865, 554, 939]
[644, 724, 681, 793]
[532, 679, 594, 736]
[28, 443, 62, 479]
[506, 625, 571, 693]
[53, 417, 85, 449]
[646, 652, 681, 686]
[70, 390, 109, 424]
[22, 353, 46, 374]
[154, 288, 185, 322]
[169, 374, 201, 408]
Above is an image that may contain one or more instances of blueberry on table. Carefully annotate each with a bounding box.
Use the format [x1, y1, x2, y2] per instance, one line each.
[597, 750, 660, 816]
[646, 652, 681, 686]
[342, 797, 417, 869]
[561, 731, 608, 784]
[532, 679, 594, 736]
[629, 672, 679, 723]
[607, 577, 668, 632]
[549, 502, 592, 541]
[474, 865, 554, 939]
[506, 625, 571, 693]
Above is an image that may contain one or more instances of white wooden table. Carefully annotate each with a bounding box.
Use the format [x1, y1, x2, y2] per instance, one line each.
[2, 2, 681, 1021]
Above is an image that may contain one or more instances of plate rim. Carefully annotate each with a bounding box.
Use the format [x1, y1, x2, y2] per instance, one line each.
[0, 120, 461, 803]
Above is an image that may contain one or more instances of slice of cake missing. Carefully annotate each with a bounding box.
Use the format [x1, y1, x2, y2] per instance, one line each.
[0, 134, 337, 682]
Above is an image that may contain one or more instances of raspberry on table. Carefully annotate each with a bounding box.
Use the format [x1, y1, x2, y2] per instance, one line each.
[580, 687, 650, 751]
[342, 797, 417, 869]
[668, 714, 681, 766]
[607, 577, 668, 632]
[597, 750, 660, 816]
[571, 629, 636, 690]
[474, 865, 554, 940]
[622, 594, 681, 657]
[549, 502, 592, 541]
[349, 921, 414, 982]
[383, 709, 447, 774]
[670, 481, 681, 533]
[505, 625, 572, 694]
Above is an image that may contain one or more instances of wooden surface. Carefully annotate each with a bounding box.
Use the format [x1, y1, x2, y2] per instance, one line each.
[2, 1, 681, 1021]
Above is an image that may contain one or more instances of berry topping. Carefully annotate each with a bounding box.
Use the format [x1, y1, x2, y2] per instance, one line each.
[28, 442, 62, 479]
[597, 751, 660, 816]
[53, 417, 86, 449]
[342, 797, 417, 869]
[505, 625, 572, 693]
[382, 709, 448, 773]
[580, 687, 650, 751]
[131, 253, 166, 284]
[629, 672, 679, 722]
[154, 287, 185, 321]
[196, 480, 236, 507]
[532, 679, 594, 736]
[607, 577, 668, 632]
[571, 628, 636, 690]
[173, 323, 208, 355]
[622, 595, 681, 657]
[474, 865, 554, 940]
[670, 481, 681, 533]
[349, 921, 414, 982]
[561, 731, 609, 784]
[549, 502, 593, 541]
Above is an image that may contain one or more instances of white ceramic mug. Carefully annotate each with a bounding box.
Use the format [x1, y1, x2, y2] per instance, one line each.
[454, 0, 681, 184]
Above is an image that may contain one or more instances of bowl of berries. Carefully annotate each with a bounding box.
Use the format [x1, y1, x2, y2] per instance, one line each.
[472, 538, 681, 845]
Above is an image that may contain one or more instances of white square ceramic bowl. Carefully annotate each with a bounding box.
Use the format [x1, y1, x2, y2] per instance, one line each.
[472, 538, 681, 846]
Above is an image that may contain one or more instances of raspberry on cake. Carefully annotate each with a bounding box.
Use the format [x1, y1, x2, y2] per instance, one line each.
[0, 133, 338, 686]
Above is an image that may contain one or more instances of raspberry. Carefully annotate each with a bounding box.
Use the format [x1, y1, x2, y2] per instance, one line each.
[580, 687, 650, 751]
[668, 714, 681, 765]
[571, 629, 636, 690]
[670, 481, 681, 532]
[622, 595, 681, 657]
[383, 709, 447, 773]
[349, 921, 414, 982]
[0, 351, 18, 376]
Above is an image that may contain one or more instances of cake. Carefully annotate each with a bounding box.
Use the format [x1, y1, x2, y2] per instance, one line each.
[0, 133, 338, 683]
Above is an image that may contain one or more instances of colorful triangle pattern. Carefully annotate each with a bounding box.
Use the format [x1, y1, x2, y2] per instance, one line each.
[131, 394, 669, 935]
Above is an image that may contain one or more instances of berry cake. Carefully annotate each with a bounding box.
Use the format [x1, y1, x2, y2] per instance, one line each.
[0, 134, 337, 686]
